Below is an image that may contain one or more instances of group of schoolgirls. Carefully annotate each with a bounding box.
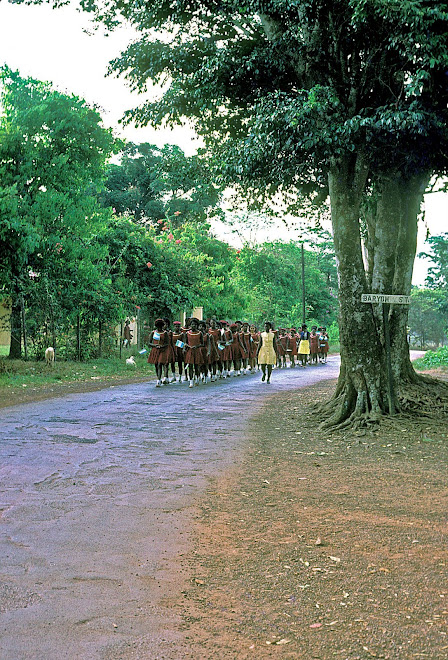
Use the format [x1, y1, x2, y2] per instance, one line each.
[147, 317, 261, 388]
[146, 317, 329, 388]
[276, 325, 330, 368]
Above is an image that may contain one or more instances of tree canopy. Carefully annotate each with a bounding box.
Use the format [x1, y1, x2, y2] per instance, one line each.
[99, 142, 223, 227]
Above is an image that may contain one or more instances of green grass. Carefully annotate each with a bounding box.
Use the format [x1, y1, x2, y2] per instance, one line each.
[328, 342, 340, 354]
[0, 351, 153, 392]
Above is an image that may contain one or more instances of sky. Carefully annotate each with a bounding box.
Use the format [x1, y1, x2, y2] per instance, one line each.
[0, 0, 447, 285]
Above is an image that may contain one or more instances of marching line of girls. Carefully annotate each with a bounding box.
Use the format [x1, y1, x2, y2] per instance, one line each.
[147, 317, 329, 388]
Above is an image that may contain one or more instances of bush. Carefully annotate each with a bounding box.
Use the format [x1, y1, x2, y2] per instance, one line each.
[414, 346, 448, 369]
[327, 321, 339, 343]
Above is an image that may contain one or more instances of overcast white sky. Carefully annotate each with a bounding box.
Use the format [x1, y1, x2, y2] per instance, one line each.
[0, 1, 446, 285]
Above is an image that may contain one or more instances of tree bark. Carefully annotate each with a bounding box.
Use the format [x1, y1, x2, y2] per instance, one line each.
[326, 154, 389, 426]
[326, 163, 433, 426]
[389, 174, 429, 383]
[371, 172, 430, 386]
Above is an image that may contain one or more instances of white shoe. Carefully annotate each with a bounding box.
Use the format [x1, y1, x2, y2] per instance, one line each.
[156, 380, 161, 387]
[170, 375, 176, 383]
[189, 380, 194, 388]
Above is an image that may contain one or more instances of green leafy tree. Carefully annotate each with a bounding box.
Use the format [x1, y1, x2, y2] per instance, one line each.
[409, 233, 448, 349]
[14, 1, 448, 423]
[233, 241, 337, 327]
[106, 216, 209, 318]
[160, 219, 246, 320]
[408, 288, 448, 349]
[420, 233, 448, 294]
[99, 142, 223, 227]
[0, 66, 117, 357]
[23, 203, 117, 359]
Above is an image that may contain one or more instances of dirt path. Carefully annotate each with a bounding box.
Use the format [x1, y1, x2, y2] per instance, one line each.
[0, 358, 340, 659]
[175, 379, 448, 660]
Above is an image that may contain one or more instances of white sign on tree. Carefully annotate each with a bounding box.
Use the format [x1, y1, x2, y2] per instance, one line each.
[361, 294, 410, 305]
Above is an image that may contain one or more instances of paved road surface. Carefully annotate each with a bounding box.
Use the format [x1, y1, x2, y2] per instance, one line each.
[1, 357, 341, 659]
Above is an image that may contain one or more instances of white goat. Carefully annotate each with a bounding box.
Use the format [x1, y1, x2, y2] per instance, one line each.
[45, 347, 55, 365]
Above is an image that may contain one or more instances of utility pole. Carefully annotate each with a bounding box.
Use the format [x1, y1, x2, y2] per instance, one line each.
[301, 243, 306, 324]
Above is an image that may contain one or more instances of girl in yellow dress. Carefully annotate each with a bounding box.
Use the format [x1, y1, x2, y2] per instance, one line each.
[298, 324, 311, 367]
[257, 321, 278, 383]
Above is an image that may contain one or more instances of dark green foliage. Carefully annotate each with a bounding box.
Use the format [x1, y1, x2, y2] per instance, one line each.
[233, 240, 337, 326]
[99, 142, 223, 226]
[408, 287, 448, 349]
[0, 66, 118, 357]
[75, 0, 448, 199]
[420, 233, 448, 293]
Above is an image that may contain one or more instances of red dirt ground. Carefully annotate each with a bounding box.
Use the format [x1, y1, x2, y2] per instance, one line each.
[171, 377, 448, 660]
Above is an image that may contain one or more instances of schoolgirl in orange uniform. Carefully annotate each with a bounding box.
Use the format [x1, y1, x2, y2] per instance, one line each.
[279, 329, 288, 368]
[219, 321, 233, 378]
[240, 322, 251, 375]
[183, 318, 205, 388]
[288, 327, 298, 367]
[249, 324, 260, 373]
[208, 318, 222, 381]
[171, 321, 185, 382]
[230, 323, 242, 376]
[164, 318, 177, 382]
[309, 326, 319, 365]
[147, 318, 172, 387]
[275, 328, 285, 368]
[319, 326, 329, 363]
[198, 320, 211, 382]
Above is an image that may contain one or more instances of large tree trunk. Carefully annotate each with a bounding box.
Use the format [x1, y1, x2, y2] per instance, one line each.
[325, 155, 389, 426]
[325, 160, 434, 427]
[369, 173, 430, 384]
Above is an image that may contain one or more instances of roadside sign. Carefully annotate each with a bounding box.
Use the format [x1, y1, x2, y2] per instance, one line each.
[361, 294, 410, 305]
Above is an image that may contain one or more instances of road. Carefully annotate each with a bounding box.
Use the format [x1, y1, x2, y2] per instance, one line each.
[0, 356, 340, 659]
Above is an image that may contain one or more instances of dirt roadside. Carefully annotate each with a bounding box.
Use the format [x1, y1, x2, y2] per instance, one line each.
[171, 377, 448, 660]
